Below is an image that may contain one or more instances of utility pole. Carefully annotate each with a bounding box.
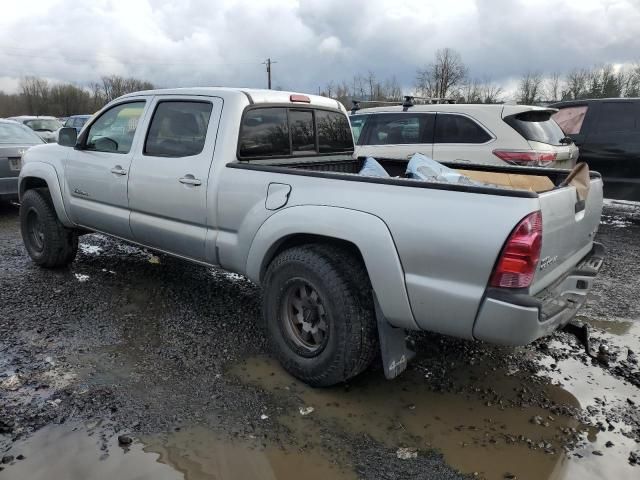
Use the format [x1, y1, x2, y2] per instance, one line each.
[262, 58, 277, 89]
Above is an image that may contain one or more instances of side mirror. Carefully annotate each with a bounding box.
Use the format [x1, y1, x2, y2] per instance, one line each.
[58, 127, 78, 147]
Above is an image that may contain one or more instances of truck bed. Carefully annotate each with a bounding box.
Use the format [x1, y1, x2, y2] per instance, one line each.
[226, 156, 603, 340]
[232, 156, 600, 198]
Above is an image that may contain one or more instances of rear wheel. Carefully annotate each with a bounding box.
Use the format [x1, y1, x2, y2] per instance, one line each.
[263, 244, 378, 387]
[20, 189, 78, 268]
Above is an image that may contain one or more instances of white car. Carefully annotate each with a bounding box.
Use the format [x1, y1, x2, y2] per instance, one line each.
[6, 116, 62, 143]
[349, 103, 579, 169]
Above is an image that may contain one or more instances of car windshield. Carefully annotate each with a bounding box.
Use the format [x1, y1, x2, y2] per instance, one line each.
[0, 122, 44, 144]
[504, 110, 565, 146]
[24, 119, 61, 132]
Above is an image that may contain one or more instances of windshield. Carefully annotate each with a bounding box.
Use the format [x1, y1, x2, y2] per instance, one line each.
[0, 122, 44, 144]
[24, 119, 62, 132]
[504, 111, 565, 146]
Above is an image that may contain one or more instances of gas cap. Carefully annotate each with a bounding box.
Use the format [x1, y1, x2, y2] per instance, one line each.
[265, 183, 292, 210]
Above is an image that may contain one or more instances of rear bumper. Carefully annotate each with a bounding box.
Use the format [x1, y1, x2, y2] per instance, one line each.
[472, 242, 605, 345]
[0, 177, 19, 200]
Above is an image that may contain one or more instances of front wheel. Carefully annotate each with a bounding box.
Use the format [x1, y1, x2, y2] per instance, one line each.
[20, 189, 78, 268]
[262, 244, 378, 387]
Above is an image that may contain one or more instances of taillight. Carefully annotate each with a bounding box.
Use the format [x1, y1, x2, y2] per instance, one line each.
[492, 150, 557, 167]
[490, 211, 542, 289]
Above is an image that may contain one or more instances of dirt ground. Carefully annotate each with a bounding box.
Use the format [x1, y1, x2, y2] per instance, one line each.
[1, 200, 639, 480]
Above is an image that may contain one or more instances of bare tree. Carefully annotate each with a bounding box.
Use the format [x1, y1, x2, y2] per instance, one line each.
[545, 72, 562, 102]
[563, 68, 589, 100]
[365, 71, 376, 100]
[20, 76, 50, 115]
[415, 48, 467, 99]
[100, 75, 154, 103]
[517, 72, 543, 104]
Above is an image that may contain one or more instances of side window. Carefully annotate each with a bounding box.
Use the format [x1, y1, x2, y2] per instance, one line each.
[364, 113, 434, 145]
[349, 115, 367, 144]
[290, 110, 315, 153]
[85, 102, 145, 154]
[317, 110, 352, 152]
[144, 101, 213, 157]
[434, 114, 491, 143]
[552, 106, 588, 135]
[597, 102, 637, 133]
[238, 108, 289, 158]
[64, 118, 73, 128]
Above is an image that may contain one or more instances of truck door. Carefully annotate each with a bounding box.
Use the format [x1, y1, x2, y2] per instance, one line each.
[63, 100, 148, 239]
[128, 96, 223, 261]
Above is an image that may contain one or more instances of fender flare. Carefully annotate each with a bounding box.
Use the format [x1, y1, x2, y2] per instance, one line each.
[19, 162, 74, 227]
[246, 205, 418, 330]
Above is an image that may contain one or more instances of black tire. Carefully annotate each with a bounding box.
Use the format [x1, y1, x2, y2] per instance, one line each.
[263, 244, 378, 387]
[20, 189, 78, 268]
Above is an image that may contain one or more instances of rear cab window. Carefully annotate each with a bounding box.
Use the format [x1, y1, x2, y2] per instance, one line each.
[238, 107, 352, 159]
[504, 110, 565, 146]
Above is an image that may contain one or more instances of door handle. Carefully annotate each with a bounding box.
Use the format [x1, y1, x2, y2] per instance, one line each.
[179, 175, 202, 186]
[110, 166, 127, 176]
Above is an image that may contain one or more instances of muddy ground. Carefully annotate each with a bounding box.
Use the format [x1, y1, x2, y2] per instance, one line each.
[1, 200, 639, 480]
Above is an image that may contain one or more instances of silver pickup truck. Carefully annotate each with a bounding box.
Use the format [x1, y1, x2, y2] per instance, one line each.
[18, 88, 605, 386]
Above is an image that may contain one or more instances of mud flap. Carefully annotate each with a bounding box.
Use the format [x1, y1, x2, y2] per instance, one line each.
[374, 296, 415, 379]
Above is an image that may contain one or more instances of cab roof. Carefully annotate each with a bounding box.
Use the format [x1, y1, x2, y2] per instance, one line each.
[120, 87, 343, 111]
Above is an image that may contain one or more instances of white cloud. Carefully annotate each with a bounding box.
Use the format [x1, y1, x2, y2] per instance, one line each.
[0, 0, 637, 95]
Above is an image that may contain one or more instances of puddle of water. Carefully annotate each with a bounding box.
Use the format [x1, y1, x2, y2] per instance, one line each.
[0, 424, 179, 480]
[144, 425, 356, 480]
[0, 423, 356, 480]
[234, 356, 597, 480]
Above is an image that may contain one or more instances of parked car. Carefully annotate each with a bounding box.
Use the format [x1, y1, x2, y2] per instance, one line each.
[63, 114, 92, 134]
[550, 98, 640, 201]
[349, 104, 578, 169]
[18, 88, 603, 386]
[7, 116, 62, 143]
[0, 119, 44, 202]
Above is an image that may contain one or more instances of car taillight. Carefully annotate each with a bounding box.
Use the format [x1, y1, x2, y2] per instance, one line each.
[492, 150, 557, 167]
[490, 211, 542, 289]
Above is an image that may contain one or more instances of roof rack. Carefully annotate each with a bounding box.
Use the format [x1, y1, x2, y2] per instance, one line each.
[350, 96, 456, 114]
[403, 96, 457, 107]
[350, 99, 404, 114]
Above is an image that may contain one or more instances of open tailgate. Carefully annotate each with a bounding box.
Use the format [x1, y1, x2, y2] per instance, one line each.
[530, 174, 603, 294]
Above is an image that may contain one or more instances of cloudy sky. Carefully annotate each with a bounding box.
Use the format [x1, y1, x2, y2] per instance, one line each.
[0, 0, 638, 98]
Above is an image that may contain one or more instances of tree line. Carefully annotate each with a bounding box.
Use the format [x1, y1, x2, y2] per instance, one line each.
[320, 47, 640, 106]
[2, 48, 640, 118]
[0, 75, 154, 118]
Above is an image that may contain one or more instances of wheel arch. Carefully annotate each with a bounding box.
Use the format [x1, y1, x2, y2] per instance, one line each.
[19, 162, 73, 227]
[246, 205, 418, 330]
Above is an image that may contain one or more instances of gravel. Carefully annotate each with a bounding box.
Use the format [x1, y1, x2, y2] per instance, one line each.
[1, 199, 639, 478]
